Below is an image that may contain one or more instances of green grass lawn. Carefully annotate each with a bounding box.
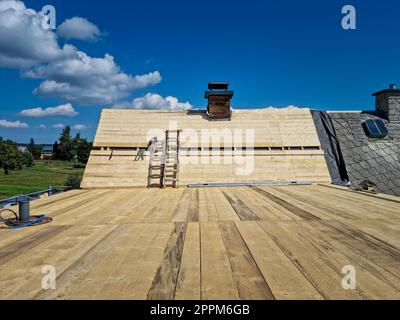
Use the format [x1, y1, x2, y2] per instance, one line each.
[0, 160, 84, 200]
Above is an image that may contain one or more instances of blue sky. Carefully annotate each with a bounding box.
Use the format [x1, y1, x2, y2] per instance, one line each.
[0, 0, 399, 143]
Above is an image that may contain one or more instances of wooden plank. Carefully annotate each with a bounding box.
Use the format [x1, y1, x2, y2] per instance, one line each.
[317, 220, 400, 276]
[310, 184, 400, 217]
[175, 223, 201, 300]
[257, 220, 367, 299]
[187, 189, 199, 222]
[92, 189, 149, 225]
[1, 224, 118, 299]
[250, 187, 321, 220]
[221, 189, 259, 221]
[142, 190, 182, 223]
[213, 188, 240, 221]
[93, 223, 173, 300]
[260, 185, 353, 220]
[127, 190, 172, 223]
[228, 187, 297, 221]
[171, 189, 191, 222]
[30, 190, 88, 210]
[201, 222, 239, 300]
[50, 190, 131, 226]
[154, 189, 185, 223]
[0, 226, 71, 265]
[219, 221, 274, 300]
[339, 218, 400, 249]
[236, 221, 323, 299]
[300, 220, 400, 299]
[34, 225, 124, 299]
[318, 183, 400, 204]
[147, 223, 187, 300]
[46, 190, 111, 219]
[46, 223, 172, 300]
[199, 188, 218, 222]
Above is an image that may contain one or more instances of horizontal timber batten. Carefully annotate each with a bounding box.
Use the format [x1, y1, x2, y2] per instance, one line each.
[82, 108, 331, 188]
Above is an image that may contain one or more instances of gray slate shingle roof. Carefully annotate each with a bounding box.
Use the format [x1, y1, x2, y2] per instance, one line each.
[329, 112, 400, 196]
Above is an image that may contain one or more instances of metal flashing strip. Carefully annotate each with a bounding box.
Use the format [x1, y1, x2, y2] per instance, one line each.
[187, 181, 313, 188]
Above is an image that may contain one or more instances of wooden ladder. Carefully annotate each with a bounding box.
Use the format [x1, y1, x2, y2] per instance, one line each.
[147, 138, 166, 188]
[162, 130, 181, 188]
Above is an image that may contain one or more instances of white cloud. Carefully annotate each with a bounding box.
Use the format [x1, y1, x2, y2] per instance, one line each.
[36, 124, 46, 129]
[0, 1, 162, 106]
[263, 105, 300, 110]
[58, 17, 101, 42]
[52, 123, 65, 129]
[19, 103, 78, 118]
[0, 119, 29, 128]
[52, 123, 88, 130]
[72, 124, 89, 130]
[26, 52, 162, 105]
[113, 93, 192, 110]
[0, 0, 76, 68]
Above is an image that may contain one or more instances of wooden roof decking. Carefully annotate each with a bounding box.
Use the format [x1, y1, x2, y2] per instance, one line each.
[82, 108, 332, 188]
[1, 185, 399, 300]
[81, 149, 331, 188]
[93, 108, 322, 148]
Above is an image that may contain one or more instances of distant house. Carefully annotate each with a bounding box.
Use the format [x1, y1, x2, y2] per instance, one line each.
[17, 145, 28, 153]
[40, 145, 53, 160]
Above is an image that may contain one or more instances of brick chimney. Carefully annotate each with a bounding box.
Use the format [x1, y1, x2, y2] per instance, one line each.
[205, 82, 233, 120]
[372, 84, 400, 122]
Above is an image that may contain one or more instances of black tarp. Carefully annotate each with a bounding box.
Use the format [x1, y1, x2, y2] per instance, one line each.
[311, 110, 349, 185]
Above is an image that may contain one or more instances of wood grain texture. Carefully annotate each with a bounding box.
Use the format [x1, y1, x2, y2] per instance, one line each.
[1, 184, 399, 300]
[219, 221, 274, 300]
[175, 223, 201, 300]
[81, 108, 331, 188]
[147, 223, 187, 300]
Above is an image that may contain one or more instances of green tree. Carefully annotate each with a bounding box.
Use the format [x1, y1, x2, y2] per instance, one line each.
[52, 127, 92, 164]
[52, 141, 60, 160]
[57, 126, 75, 161]
[73, 133, 92, 164]
[22, 151, 34, 167]
[0, 137, 33, 174]
[27, 138, 42, 160]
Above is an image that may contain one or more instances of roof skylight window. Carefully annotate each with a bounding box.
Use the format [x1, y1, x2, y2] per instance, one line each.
[362, 119, 389, 139]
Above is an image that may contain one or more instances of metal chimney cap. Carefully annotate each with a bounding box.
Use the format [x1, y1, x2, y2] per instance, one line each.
[389, 84, 397, 89]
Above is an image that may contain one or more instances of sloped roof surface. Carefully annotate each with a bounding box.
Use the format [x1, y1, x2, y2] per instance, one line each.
[93, 108, 322, 148]
[82, 108, 331, 188]
[330, 112, 400, 196]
